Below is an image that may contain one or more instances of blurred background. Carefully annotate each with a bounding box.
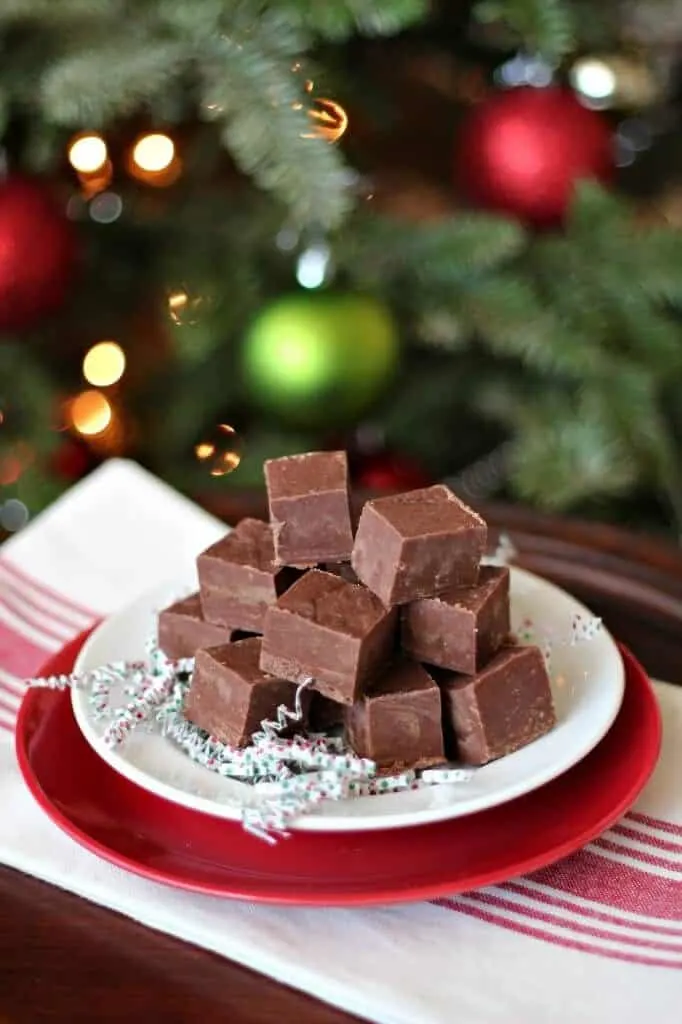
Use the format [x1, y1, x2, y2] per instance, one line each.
[3, 0, 682, 541]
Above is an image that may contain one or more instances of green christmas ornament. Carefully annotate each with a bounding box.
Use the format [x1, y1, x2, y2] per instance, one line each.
[242, 292, 399, 426]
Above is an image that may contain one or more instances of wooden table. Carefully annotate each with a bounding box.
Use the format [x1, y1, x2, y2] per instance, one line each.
[2, 506, 682, 1023]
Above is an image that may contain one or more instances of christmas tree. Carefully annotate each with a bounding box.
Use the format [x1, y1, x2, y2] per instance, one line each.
[3, 0, 682, 538]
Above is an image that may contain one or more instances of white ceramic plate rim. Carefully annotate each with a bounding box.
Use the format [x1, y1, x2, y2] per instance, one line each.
[71, 566, 625, 832]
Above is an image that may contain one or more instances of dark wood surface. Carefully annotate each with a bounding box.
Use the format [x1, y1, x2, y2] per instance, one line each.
[2, 505, 682, 1023]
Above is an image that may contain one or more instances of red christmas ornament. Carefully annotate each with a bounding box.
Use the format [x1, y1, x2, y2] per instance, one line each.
[355, 452, 432, 493]
[456, 86, 614, 226]
[0, 176, 76, 331]
[48, 437, 92, 481]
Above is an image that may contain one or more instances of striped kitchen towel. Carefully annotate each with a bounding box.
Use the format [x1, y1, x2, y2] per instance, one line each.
[1, 459, 680, 1024]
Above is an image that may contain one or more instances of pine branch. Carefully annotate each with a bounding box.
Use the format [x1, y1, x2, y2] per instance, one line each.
[473, 0, 575, 62]
[0, 0, 119, 20]
[567, 1, 622, 49]
[462, 274, 613, 378]
[410, 215, 527, 280]
[204, 28, 352, 227]
[530, 239, 614, 350]
[565, 181, 630, 238]
[16, 0, 358, 227]
[603, 284, 682, 376]
[596, 370, 682, 531]
[40, 39, 187, 124]
[279, 0, 428, 41]
[509, 392, 638, 508]
[338, 213, 526, 289]
[632, 228, 682, 306]
[537, 185, 682, 376]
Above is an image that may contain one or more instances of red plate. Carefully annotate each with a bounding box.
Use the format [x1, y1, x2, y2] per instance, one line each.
[16, 635, 661, 906]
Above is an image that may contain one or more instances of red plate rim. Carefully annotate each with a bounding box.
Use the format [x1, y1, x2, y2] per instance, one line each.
[15, 633, 662, 906]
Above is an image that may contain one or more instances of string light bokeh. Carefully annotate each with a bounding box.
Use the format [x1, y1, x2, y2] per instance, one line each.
[128, 132, 181, 186]
[0, 498, 29, 532]
[0, 441, 32, 486]
[68, 133, 108, 174]
[194, 423, 242, 476]
[68, 131, 113, 196]
[293, 77, 348, 144]
[303, 97, 349, 143]
[167, 287, 208, 327]
[133, 133, 175, 173]
[0, 453, 23, 486]
[570, 54, 660, 110]
[82, 341, 126, 387]
[69, 390, 113, 437]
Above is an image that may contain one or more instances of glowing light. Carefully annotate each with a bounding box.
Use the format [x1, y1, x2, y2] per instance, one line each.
[89, 191, 123, 223]
[68, 133, 108, 174]
[303, 98, 348, 144]
[0, 455, 23, 486]
[211, 451, 241, 476]
[571, 58, 617, 102]
[82, 341, 126, 387]
[132, 133, 175, 173]
[167, 288, 191, 323]
[0, 499, 29, 532]
[194, 442, 214, 460]
[275, 226, 300, 252]
[296, 242, 332, 289]
[70, 391, 112, 436]
[496, 55, 553, 88]
[166, 284, 211, 327]
[194, 424, 241, 477]
[0, 440, 32, 485]
[202, 100, 224, 118]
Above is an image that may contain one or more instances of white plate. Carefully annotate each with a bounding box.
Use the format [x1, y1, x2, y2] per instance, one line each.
[71, 567, 625, 832]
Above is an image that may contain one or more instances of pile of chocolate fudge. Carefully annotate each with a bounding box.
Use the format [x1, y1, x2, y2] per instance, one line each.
[158, 451, 556, 775]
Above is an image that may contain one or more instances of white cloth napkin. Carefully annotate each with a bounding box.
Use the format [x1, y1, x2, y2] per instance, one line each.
[1, 459, 681, 1024]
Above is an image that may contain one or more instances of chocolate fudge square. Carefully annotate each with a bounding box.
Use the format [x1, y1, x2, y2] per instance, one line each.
[402, 566, 510, 675]
[265, 450, 354, 566]
[197, 518, 300, 633]
[440, 645, 556, 765]
[259, 569, 397, 704]
[157, 592, 234, 660]
[345, 660, 445, 774]
[185, 638, 306, 748]
[351, 485, 487, 607]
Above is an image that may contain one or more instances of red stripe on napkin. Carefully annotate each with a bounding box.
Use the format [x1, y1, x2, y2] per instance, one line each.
[0, 565, 94, 734]
[501, 881, 682, 937]
[0, 558, 95, 619]
[443, 898, 682, 969]
[0, 571, 86, 633]
[0, 598, 71, 645]
[611, 823, 682, 855]
[529, 851, 682, 918]
[462, 890, 682, 953]
[591, 837, 682, 873]
[0, 620, 52, 678]
[0, 671, 24, 700]
[436, 825, 682, 969]
[628, 812, 682, 838]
